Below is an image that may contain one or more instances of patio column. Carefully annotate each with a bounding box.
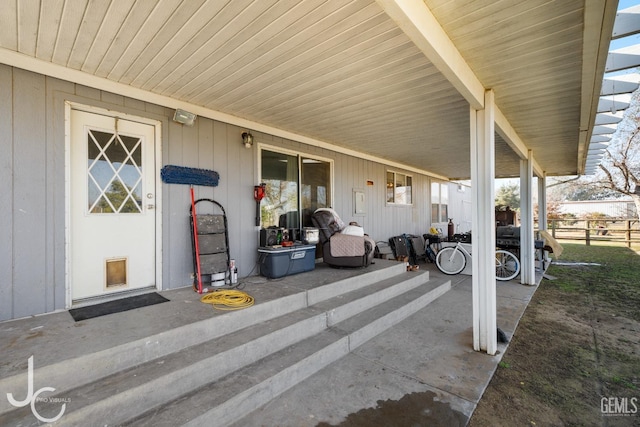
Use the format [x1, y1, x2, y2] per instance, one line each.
[470, 89, 497, 355]
[538, 174, 547, 231]
[520, 154, 535, 285]
[537, 174, 550, 264]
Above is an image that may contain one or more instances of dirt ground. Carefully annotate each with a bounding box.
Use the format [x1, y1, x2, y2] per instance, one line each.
[469, 245, 640, 427]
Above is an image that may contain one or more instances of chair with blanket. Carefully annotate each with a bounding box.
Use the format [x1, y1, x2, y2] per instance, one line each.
[311, 208, 375, 268]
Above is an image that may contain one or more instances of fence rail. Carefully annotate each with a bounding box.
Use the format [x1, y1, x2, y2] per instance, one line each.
[542, 218, 640, 247]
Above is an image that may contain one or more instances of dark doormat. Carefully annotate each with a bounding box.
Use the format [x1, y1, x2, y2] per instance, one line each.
[69, 292, 169, 321]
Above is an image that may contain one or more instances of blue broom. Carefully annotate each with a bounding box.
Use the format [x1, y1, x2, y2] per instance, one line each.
[161, 165, 220, 294]
[160, 165, 219, 187]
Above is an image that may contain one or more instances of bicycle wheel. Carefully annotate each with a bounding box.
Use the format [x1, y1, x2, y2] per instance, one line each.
[495, 250, 520, 281]
[436, 247, 466, 275]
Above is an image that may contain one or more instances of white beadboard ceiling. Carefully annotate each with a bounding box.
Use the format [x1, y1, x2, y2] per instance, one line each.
[0, 0, 616, 180]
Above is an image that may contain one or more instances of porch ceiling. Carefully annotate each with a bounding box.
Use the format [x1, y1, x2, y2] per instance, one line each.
[0, 0, 616, 180]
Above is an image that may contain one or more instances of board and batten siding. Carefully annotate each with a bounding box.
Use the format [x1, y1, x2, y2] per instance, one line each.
[0, 65, 454, 321]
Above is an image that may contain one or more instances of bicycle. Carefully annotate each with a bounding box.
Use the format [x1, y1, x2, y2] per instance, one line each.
[423, 233, 443, 264]
[435, 241, 520, 281]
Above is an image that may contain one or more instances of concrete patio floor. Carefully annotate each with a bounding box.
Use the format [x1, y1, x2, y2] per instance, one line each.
[0, 259, 543, 426]
[233, 264, 543, 427]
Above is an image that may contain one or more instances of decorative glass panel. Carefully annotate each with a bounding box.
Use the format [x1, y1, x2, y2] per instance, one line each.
[87, 129, 143, 214]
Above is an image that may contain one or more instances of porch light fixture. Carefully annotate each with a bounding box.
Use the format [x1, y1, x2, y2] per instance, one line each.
[242, 131, 254, 148]
[173, 108, 196, 126]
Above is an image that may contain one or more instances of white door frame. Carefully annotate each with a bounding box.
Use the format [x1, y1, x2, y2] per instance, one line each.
[64, 102, 163, 308]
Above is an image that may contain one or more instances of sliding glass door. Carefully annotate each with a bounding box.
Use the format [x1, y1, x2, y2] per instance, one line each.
[261, 148, 332, 230]
[301, 157, 331, 227]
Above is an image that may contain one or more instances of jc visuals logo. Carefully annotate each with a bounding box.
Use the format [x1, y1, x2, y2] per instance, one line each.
[6, 355, 67, 423]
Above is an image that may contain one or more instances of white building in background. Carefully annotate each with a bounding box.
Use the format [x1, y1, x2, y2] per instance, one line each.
[559, 199, 637, 218]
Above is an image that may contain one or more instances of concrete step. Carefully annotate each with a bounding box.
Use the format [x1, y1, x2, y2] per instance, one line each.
[2, 267, 444, 426]
[0, 262, 406, 418]
[125, 277, 451, 427]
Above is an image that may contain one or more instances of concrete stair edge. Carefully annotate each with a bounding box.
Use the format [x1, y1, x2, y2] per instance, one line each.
[348, 279, 452, 349]
[184, 337, 352, 427]
[181, 280, 452, 427]
[0, 265, 400, 415]
[56, 314, 330, 426]
[326, 270, 429, 326]
[56, 273, 436, 425]
[0, 292, 308, 416]
[1, 267, 428, 423]
[307, 261, 407, 305]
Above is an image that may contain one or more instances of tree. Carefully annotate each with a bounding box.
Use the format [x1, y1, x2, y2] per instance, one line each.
[544, 86, 640, 219]
[94, 180, 140, 213]
[592, 86, 640, 218]
[595, 128, 640, 216]
[547, 176, 617, 201]
[495, 183, 520, 210]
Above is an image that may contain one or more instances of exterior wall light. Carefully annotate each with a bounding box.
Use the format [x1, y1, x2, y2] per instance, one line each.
[242, 131, 254, 148]
[173, 109, 196, 126]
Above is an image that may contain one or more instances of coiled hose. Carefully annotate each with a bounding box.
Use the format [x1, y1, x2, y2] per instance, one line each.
[200, 289, 255, 311]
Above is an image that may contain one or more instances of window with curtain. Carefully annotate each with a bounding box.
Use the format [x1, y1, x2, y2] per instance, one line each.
[260, 149, 332, 229]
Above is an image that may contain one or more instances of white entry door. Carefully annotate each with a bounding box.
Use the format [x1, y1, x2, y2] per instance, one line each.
[70, 109, 158, 302]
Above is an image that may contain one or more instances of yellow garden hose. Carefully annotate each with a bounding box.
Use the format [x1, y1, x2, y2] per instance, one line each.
[200, 289, 255, 311]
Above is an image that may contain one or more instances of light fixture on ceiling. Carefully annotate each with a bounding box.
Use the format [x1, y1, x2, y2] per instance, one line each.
[242, 131, 254, 148]
[173, 108, 197, 126]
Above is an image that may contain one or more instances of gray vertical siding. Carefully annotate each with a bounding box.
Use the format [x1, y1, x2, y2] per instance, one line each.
[0, 65, 14, 320]
[164, 120, 192, 289]
[12, 70, 48, 319]
[0, 64, 467, 321]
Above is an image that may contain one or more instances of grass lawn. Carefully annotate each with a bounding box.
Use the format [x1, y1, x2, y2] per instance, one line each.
[469, 242, 640, 426]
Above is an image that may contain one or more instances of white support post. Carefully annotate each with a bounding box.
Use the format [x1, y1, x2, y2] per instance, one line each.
[520, 154, 535, 285]
[471, 90, 497, 355]
[537, 174, 549, 265]
[538, 174, 547, 231]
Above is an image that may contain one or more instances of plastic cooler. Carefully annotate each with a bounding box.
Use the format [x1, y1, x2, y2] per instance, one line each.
[258, 244, 316, 279]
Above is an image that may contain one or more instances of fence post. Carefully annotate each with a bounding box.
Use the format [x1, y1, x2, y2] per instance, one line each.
[626, 220, 632, 248]
[551, 219, 556, 238]
[585, 219, 590, 246]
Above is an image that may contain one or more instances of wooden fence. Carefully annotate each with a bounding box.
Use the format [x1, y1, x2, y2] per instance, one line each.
[542, 218, 640, 247]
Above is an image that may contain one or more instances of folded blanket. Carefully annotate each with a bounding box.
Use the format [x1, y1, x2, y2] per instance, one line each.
[330, 233, 365, 257]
